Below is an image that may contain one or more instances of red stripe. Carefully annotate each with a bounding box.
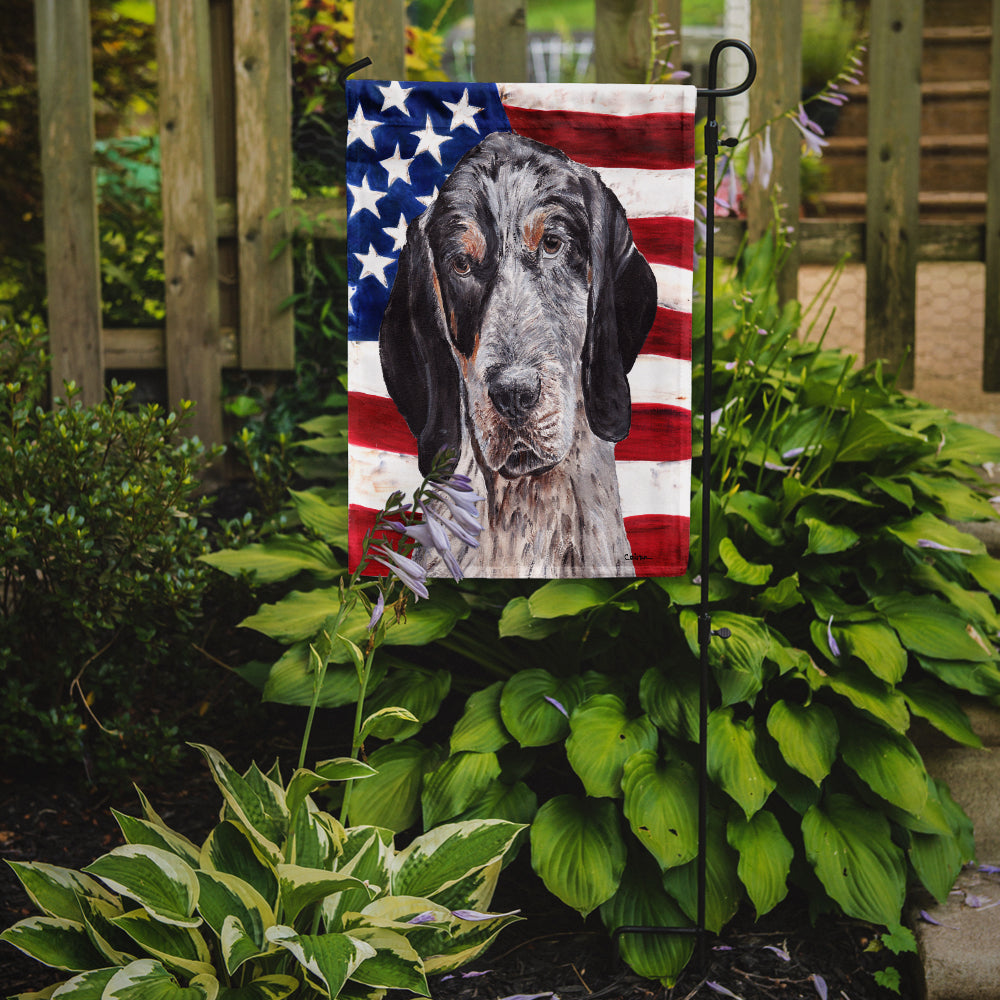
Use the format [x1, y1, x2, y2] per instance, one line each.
[616, 404, 691, 463]
[643, 308, 692, 360]
[503, 107, 695, 171]
[624, 514, 690, 577]
[629, 216, 693, 269]
[349, 505, 413, 576]
[349, 392, 418, 455]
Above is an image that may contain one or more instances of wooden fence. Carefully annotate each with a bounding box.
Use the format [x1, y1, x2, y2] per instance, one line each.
[33, 0, 1000, 445]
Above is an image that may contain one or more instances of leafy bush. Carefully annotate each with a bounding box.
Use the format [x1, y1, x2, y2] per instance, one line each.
[0, 317, 220, 782]
[1, 743, 524, 998]
[212, 234, 1000, 985]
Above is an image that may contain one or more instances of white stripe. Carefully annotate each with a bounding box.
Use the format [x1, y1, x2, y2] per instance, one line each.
[350, 442, 691, 521]
[598, 167, 695, 220]
[619, 460, 691, 519]
[349, 340, 385, 398]
[498, 82, 697, 118]
[651, 263, 693, 313]
[629, 355, 692, 409]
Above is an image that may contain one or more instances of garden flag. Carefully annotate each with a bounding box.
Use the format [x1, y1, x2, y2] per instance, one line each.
[347, 81, 696, 579]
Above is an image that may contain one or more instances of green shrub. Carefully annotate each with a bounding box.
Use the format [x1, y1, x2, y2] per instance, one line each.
[1, 743, 524, 998]
[0, 317, 220, 783]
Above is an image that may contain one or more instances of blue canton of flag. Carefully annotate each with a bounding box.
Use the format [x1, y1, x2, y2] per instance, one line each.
[346, 81, 512, 342]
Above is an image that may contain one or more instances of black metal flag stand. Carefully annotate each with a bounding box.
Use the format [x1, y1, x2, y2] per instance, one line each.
[340, 40, 758, 974]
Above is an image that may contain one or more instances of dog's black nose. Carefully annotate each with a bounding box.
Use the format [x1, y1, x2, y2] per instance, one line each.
[489, 370, 541, 423]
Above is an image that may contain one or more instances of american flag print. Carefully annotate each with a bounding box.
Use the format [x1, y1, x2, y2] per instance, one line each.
[347, 80, 695, 579]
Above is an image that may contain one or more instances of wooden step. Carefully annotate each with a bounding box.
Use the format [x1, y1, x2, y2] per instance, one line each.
[922, 25, 993, 83]
[922, 0, 992, 28]
[822, 134, 989, 193]
[812, 190, 987, 223]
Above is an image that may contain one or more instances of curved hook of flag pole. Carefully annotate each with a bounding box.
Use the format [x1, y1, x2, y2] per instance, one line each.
[338, 57, 373, 91]
[698, 38, 757, 101]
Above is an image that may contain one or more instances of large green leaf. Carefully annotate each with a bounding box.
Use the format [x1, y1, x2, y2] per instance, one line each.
[718, 537, 772, 586]
[906, 473, 998, 522]
[660, 810, 741, 933]
[453, 779, 538, 827]
[803, 517, 859, 556]
[886, 512, 985, 556]
[621, 751, 699, 871]
[288, 488, 349, 547]
[4, 862, 117, 923]
[839, 718, 929, 817]
[765, 700, 838, 786]
[530, 795, 626, 917]
[497, 597, 564, 640]
[527, 579, 618, 618]
[285, 759, 376, 822]
[346, 926, 429, 995]
[806, 660, 910, 732]
[346, 740, 441, 832]
[901, 680, 982, 748]
[916, 655, 1000, 697]
[265, 926, 374, 997]
[260, 644, 387, 709]
[421, 751, 502, 828]
[680, 611, 770, 706]
[835, 621, 907, 684]
[450, 682, 511, 754]
[111, 909, 214, 978]
[499, 670, 584, 747]
[200, 535, 341, 584]
[639, 664, 699, 743]
[599, 853, 694, 987]
[875, 594, 995, 662]
[83, 846, 200, 928]
[802, 794, 906, 926]
[362, 667, 451, 741]
[727, 811, 793, 918]
[565, 696, 658, 798]
[707, 708, 775, 818]
[103, 959, 218, 1000]
[834, 410, 927, 463]
[392, 820, 524, 900]
[0, 916, 107, 972]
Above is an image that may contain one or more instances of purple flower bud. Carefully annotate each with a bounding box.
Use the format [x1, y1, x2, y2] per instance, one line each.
[407, 911, 438, 925]
[544, 695, 569, 718]
[827, 616, 841, 658]
[369, 543, 429, 600]
[812, 974, 828, 1000]
[917, 539, 972, 554]
[367, 590, 385, 631]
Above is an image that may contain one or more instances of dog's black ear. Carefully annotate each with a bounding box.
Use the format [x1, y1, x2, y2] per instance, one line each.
[582, 179, 658, 442]
[379, 213, 462, 475]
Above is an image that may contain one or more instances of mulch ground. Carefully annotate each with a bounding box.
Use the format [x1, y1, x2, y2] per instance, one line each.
[1, 743, 913, 1000]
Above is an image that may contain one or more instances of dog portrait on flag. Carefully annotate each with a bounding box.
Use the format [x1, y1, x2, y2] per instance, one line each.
[347, 81, 696, 580]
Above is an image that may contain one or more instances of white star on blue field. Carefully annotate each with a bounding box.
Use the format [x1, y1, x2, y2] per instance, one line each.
[346, 81, 515, 343]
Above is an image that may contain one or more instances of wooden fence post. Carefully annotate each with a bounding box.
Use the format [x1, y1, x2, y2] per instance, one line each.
[34, 0, 104, 405]
[746, 0, 801, 306]
[864, 0, 923, 389]
[354, 0, 406, 79]
[157, 0, 223, 445]
[474, 0, 527, 82]
[594, 0, 657, 84]
[983, 0, 1000, 390]
[233, 0, 294, 370]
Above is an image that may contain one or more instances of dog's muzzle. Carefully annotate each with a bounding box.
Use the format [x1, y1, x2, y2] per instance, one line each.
[487, 367, 541, 425]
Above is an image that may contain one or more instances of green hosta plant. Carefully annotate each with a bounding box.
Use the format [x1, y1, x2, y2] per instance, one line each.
[342, 234, 999, 985]
[1, 744, 523, 999]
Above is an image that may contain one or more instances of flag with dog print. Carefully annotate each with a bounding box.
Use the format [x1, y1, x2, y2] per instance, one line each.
[347, 81, 695, 579]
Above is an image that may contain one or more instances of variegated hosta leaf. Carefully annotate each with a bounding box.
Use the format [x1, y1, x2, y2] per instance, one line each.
[391, 820, 524, 901]
[288, 802, 344, 870]
[110, 907, 213, 978]
[499, 669, 585, 747]
[190, 745, 287, 863]
[621, 751, 699, 871]
[726, 810, 793, 918]
[195, 871, 274, 974]
[265, 926, 376, 998]
[661, 811, 742, 934]
[346, 926, 429, 995]
[529, 795, 626, 917]
[285, 760, 376, 823]
[47, 966, 118, 997]
[424, 860, 501, 916]
[112, 810, 202, 868]
[214, 974, 299, 999]
[323, 829, 393, 931]
[0, 916, 107, 972]
[200, 822, 278, 910]
[77, 895, 136, 966]
[599, 853, 694, 987]
[83, 845, 200, 928]
[421, 907, 522, 975]
[802, 793, 906, 926]
[565, 695, 658, 799]
[706, 707, 776, 819]
[276, 864, 376, 925]
[102, 958, 218, 999]
[765, 700, 838, 786]
[421, 751, 502, 829]
[450, 681, 511, 754]
[4, 862, 118, 922]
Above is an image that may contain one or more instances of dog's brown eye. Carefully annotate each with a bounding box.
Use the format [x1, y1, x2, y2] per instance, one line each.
[452, 256, 471, 275]
[541, 235, 563, 256]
